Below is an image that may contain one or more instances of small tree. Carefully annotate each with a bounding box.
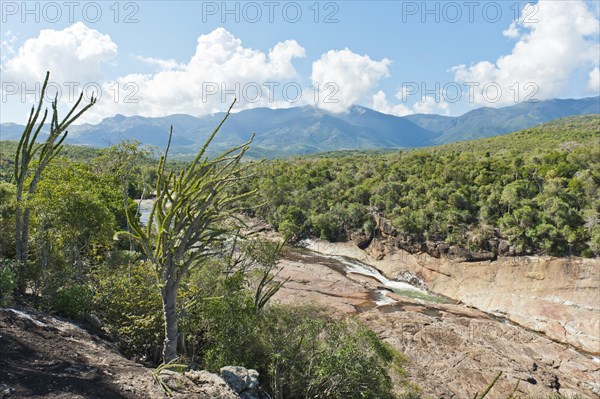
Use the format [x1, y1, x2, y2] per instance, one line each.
[13, 71, 96, 293]
[123, 101, 255, 362]
[93, 140, 153, 249]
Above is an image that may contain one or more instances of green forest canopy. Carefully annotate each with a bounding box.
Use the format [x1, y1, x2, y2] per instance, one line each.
[236, 115, 600, 257]
[2, 114, 599, 256]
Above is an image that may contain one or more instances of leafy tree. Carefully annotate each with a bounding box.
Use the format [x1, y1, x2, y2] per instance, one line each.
[93, 140, 154, 249]
[13, 72, 96, 292]
[30, 159, 120, 293]
[123, 102, 255, 362]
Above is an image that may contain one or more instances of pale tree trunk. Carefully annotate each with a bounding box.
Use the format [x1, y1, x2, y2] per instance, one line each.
[15, 207, 31, 294]
[161, 279, 179, 363]
[122, 182, 134, 251]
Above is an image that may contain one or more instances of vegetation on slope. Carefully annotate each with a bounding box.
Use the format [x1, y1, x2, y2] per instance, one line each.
[236, 115, 600, 257]
[0, 95, 410, 398]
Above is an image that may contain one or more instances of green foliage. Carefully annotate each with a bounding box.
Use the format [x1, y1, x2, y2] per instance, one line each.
[26, 158, 123, 296]
[93, 256, 163, 361]
[187, 292, 405, 399]
[0, 259, 17, 305]
[51, 284, 94, 320]
[0, 181, 16, 258]
[92, 139, 154, 200]
[236, 115, 600, 256]
[259, 307, 404, 399]
[12, 71, 97, 293]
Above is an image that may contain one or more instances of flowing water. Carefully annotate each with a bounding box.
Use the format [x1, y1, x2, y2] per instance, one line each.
[286, 244, 449, 306]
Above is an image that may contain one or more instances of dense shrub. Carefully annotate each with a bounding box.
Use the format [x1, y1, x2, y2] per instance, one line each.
[93, 256, 163, 362]
[51, 284, 94, 320]
[259, 306, 405, 399]
[0, 259, 17, 305]
[236, 116, 600, 256]
[0, 182, 16, 259]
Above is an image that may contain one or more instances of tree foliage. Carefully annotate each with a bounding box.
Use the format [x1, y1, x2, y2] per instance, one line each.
[122, 101, 256, 362]
[237, 115, 600, 256]
[12, 71, 96, 292]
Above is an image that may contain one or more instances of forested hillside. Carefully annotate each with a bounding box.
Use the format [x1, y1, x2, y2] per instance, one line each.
[0, 105, 411, 398]
[237, 115, 600, 257]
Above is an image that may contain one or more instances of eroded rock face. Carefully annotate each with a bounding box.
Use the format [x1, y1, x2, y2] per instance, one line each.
[364, 241, 600, 355]
[275, 241, 600, 398]
[360, 302, 600, 399]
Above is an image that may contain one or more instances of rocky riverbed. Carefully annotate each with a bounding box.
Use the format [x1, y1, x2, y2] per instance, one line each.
[271, 241, 600, 398]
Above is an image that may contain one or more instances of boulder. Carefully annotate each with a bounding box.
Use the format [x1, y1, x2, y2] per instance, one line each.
[158, 367, 270, 399]
[220, 366, 271, 399]
[220, 366, 258, 393]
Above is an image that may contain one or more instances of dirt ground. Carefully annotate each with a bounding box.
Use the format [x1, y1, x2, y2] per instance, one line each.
[0, 306, 164, 399]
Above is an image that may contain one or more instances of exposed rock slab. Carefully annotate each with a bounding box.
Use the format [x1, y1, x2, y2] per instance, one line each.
[302, 238, 600, 355]
[275, 244, 600, 398]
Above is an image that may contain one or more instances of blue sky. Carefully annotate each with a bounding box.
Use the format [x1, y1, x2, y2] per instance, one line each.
[1, 1, 599, 123]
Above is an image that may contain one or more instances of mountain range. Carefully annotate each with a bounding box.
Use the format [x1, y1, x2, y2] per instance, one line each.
[1, 96, 598, 159]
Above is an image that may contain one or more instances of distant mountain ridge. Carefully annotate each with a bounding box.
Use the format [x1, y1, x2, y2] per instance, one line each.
[405, 96, 600, 144]
[1, 96, 598, 158]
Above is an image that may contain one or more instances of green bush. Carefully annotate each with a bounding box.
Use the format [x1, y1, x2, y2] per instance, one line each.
[93, 257, 163, 362]
[174, 252, 408, 399]
[0, 259, 17, 306]
[186, 292, 407, 399]
[0, 182, 16, 259]
[259, 306, 405, 399]
[51, 284, 94, 320]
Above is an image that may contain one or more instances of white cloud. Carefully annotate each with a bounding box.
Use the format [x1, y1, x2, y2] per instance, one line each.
[588, 67, 600, 93]
[452, 0, 599, 106]
[371, 90, 411, 116]
[372, 87, 451, 116]
[1, 26, 307, 122]
[311, 49, 390, 113]
[412, 95, 450, 115]
[88, 28, 306, 121]
[135, 56, 184, 71]
[0, 31, 17, 63]
[1, 22, 117, 85]
[502, 21, 520, 39]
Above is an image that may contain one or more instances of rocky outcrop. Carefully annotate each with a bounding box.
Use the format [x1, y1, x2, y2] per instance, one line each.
[219, 366, 270, 399]
[159, 366, 270, 399]
[304, 237, 600, 354]
[273, 245, 600, 398]
[0, 307, 271, 399]
[364, 240, 600, 354]
[160, 369, 240, 399]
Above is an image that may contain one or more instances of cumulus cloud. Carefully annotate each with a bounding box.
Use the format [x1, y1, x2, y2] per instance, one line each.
[90, 28, 306, 121]
[311, 49, 390, 113]
[1, 22, 117, 85]
[452, 0, 599, 106]
[588, 67, 600, 93]
[1, 25, 307, 122]
[412, 95, 450, 115]
[371, 90, 411, 116]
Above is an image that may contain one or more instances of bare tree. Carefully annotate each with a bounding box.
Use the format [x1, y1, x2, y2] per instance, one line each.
[123, 101, 255, 362]
[14, 71, 96, 293]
